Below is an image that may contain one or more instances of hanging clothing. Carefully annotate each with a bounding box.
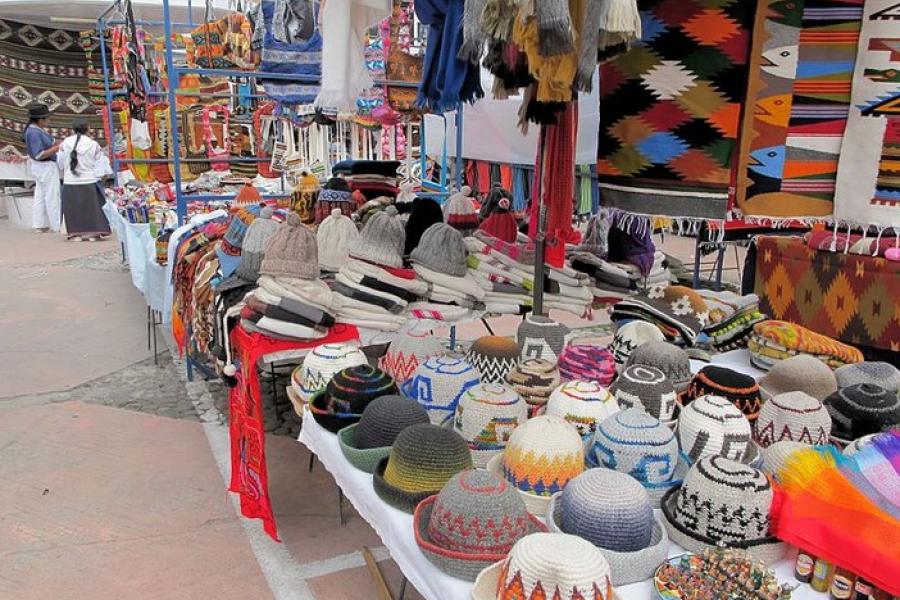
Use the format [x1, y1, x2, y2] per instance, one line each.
[25, 124, 61, 231]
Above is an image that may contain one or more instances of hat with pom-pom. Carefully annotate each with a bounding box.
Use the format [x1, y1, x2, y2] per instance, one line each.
[317, 208, 360, 272]
[259, 213, 319, 279]
[410, 222, 468, 277]
[443, 185, 479, 233]
[349, 206, 405, 268]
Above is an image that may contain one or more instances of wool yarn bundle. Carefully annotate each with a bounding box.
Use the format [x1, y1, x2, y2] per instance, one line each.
[681, 365, 763, 422]
[824, 384, 900, 444]
[338, 394, 430, 473]
[609, 364, 678, 424]
[545, 381, 620, 437]
[556, 344, 616, 386]
[677, 395, 756, 465]
[309, 365, 397, 433]
[378, 331, 444, 385]
[453, 383, 529, 467]
[290, 342, 368, 403]
[465, 335, 520, 383]
[754, 391, 832, 448]
[758, 354, 838, 401]
[402, 355, 481, 426]
[608, 320, 665, 373]
[626, 341, 692, 391]
[516, 315, 571, 362]
[505, 359, 561, 411]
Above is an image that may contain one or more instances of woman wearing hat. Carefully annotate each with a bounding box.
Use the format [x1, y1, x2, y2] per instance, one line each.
[23, 103, 62, 233]
[56, 118, 110, 241]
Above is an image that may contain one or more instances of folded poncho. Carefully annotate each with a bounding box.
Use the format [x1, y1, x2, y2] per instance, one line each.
[749, 320, 864, 370]
[257, 274, 337, 313]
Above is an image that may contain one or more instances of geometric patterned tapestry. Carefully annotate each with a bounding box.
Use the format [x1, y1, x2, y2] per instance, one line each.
[597, 0, 757, 222]
[755, 235, 900, 352]
[0, 19, 103, 162]
[735, 0, 863, 221]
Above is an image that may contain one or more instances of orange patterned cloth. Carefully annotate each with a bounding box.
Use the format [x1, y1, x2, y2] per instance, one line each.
[749, 320, 863, 370]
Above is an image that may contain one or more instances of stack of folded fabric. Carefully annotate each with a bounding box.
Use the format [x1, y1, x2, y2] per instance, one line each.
[410, 223, 486, 309]
[610, 285, 708, 346]
[697, 290, 766, 351]
[570, 250, 670, 301]
[335, 159, 400, 200]
[748, 320, 864, 370]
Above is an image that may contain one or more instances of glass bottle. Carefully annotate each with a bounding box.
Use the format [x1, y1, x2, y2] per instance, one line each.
[811, 559, 834, 593]
[795, 550, 815, 583]
[830, 567, 856, 600]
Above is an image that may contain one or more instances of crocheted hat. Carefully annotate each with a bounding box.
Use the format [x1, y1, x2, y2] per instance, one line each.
[317, 208, 360, 272]
[309, 365, 397, 433]
[291, 343, 368, 402]
[760, 440, 808, 480]
[682, 365, 763, 422]
[516, 315, 571, 363]
[677, 395, 758, 465]
[586, 408, 688, 507]
[409, 222, 468, 277]
[652, 285, 711, 328]
[216, 205, 260, 278]
[609, 320, 665, 373]
[349, 207, 405, 268]
[486, 415, 585, 516]
[471, 533, 615, 600]
[660, 456, 786, 565]
[557, 344, 616, 386]
[403, 197, 444, 255]
[546, 469, 669, 586]
[627, 341, 692, 390]
[465, 336, 520, 384]
[453, 383, 529, 467]
[373, 424, 473, 513]
[545, 381, 619, 438]
[443, 185, 479, 233]
[824, 384, 900, 444]
[378, 331, 444, 386]
[231, 207, 278, 284]
[259, 213, 319, 280]
[401, 355, 481, 426]
[758, 354, 838, 401]
[609, 364, 678, 424]
[834, 361, 900, 393]
[754, 391, 832, 448]
[413, 470, 546, 581]
[505, 359, 561, 409]
[337, 394, 430, 473]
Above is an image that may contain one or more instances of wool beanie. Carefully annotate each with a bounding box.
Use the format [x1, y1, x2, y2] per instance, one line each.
[443, 185, 479, 233]
[557, 344, 616, 386]
[627, 341, 692, 390]
[609, 320, 665, 373]
[759, 354, 837, 401]
[610, 364, 678, 423]
[453, 383, 529, 467]
[352, 394, 431, 449]
[401, 355, 481, 426]
[479, 184, 513, 220]
[349, 206, 405, 268]
[234, 207, 279, 283]
[478, 200, 518, 243]
[517, 315, 571, 363]
[378, 331, 444, 386]
[505, 358, 561, 409]
[753, 391, 832, 448]
[546, 381, 619, 438]
[824, 384, 900, 443]
[677, 395, 754, 464]
[760, 440, 808, 480]
[216, 205, 260, 278]
[259, 213, 319, 279]
[291, 342, 369, 401]
[409, 222, 468, 277]
[233, 180, 262, 205]
[834, 361, 900, 393]
[465, 336, 520, 383]
[403, 197, 444, 255]
[317, 208, 360, 272]
[682, 365, 763, 422]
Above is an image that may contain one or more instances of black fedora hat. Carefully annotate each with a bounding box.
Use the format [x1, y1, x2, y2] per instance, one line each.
[28, 103, 51, 120]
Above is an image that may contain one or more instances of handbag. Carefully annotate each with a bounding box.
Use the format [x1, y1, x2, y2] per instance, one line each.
[229, 122, 258, 179]
[184, 107, 211, 175]
[147, 103, 174, 183]
[385, 0, 423, 113]
[202, 105, 231, 172]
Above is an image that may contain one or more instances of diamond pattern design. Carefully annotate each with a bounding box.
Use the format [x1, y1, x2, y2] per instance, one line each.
[17, 24, 42, 46]
[65, 92, 90, 114]
[37, 90, 61, 111]
[8, 85, 31, 106]
[641, 60, 698, 100]
[0, 20, 12, 40]
[46, 29, 73, 51]
[822, 272, 858, 334]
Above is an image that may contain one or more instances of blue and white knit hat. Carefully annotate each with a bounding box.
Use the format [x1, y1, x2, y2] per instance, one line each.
[402, 355, 481, 426]
[291, 342, 368, 402]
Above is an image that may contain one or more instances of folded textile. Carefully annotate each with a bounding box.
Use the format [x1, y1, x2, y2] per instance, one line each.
[472, 230, 536, 264]
[258, 274, 336, 313]
[405, 302, 472, 322]
[807, 230, 900, 257]
[335, 271, 411, 307]
[246, 295, 330, 331]
[343, 258, 429, 296]
[256, 315, 328, 340]
[749, 320, 864, 370]
[413, 263, 486, 301]
[611, 295, 703, 346]
[333, 279, 406, 314]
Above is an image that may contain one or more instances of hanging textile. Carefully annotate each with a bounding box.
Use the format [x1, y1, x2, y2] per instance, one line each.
[735, 0, 862, 222]
[385, 0, 424, 113]
[597, 0, 756, 222]
[259, 0, 322, 105]
[832, 0, 900, 230]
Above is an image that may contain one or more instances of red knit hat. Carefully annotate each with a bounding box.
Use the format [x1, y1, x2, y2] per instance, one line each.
[234, 181, 262, 206]
[478, 198, 518, 242]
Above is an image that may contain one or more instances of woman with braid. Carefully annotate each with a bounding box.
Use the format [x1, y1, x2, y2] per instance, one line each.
[56, 118, 110, 241]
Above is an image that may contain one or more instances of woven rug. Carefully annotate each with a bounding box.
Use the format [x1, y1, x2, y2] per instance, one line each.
[735, 0, 863, 222]
[0, 19, 103, 161]
[833, 0, 900, 229]
[596, 0, 756, 222]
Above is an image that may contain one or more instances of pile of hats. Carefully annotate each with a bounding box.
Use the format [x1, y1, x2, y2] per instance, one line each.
[610, 285, 709, 346]
[377, 331, 444, 385]
[697, 290, 766, 351]
[308, 365, 397, 432]
[402, 355, 481, 426]
[289, 342, 368, 412]
[556, 343, 617, 386]
[748, 319, 864, 370]
[410, 223, 486, 309]
[570, 247, 669, 301]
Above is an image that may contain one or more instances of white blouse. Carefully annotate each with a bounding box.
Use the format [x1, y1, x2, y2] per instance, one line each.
[57, 134, 105, 184]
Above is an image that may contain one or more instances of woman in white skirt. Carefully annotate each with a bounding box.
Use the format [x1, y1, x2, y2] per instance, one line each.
[57, 118, 111, 241]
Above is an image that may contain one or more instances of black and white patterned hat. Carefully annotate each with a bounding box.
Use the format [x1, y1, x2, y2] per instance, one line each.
[516, 315, 571, 363]
[754, 391, 832, 448]
[466, 336, 520, 384]
[609, 364, 678, 424]
[677, 395, 759, 466]
[824, 384, 900, 444]
[609, 320, 665, 373]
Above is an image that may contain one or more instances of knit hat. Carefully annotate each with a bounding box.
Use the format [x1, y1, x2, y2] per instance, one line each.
[486, 415, 585, 516]
[609, 320, 665, 373]
[760, 440, 808, 480]
[753, 391, 832, 448]
[453, 383, 529, 467]
[404, 197, 444, 255]
[505, 359, 561, 409]
[834, 362, 900, 393]
[557, 344, 616, 386]
[471, 533, 615, 600]
[349, 207, 405, 268]
[409, 222, 468, 277]
[586, 408, 687, 507]
[677, 395, 757, 465]
[478, 209, 518, 243]
[317, 208, 360, 272]
[682, 365, 763, 422]
[234, 181, 262, 205]
[652, 285, 711, 328]
[401, 355, 481, 426]
[337, 394, 430, 473]
[824, 384, 900, 444]
[291, 342, 368, 402]
[378, 331, 445, 386]
[413, 470, 546, 581]
[545, 381, 619, 438]
[259, 213, 319, 279]
[233, 207, 278, 283]
[609, 365, 678, 424]
[216, 205, 260, 278]
[465, 336, 520, 383]
[373, 423, 473, 513]
[517, 315, 571, 363]
[626, 341, 692, 390]
[546, 469, 669, 586]
[660, 456, 786, 565]
[309, 365, 397, 433]
[758, 354, 838, 401]
[443, 185, 479, 233]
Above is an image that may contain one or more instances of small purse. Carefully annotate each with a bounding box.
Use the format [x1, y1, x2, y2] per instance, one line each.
[147, 103, 174, 184]
[229, 122, 258, 179]
[203, 105, 231, 172]
[269, 120, 289, 173]
[185, 107, 211, 175]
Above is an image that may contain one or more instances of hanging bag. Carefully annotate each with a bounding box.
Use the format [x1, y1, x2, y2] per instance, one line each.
[269, 119, 288, 173]
[229, 122, 258, 179]
[203, 105, 231, 172]
[254, 102, 279, 178]
[185, 107, 211, 175]
[147, 102, 174, 183]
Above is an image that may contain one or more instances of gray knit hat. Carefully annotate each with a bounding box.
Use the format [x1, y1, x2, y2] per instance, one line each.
[609, 364, 678, 424]
[337, 394, 430, 473]
[824, 384, 900, 443]
[349, 207, 405, 268]
[626, 341, 691, 390]
[754, 391, 832, 448]
[834, 362, 900, 393]
[505, 358, 561, 409]
[546, 469, 669, 586]
[259, 213, 319, 279]
[759, 354, 837, 401]
[234, 207, 279, 283]
[517, 315, 571, 363]
[409, 222, 468, 277]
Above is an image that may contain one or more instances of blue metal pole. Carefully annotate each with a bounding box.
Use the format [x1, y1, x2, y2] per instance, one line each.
[97, 19, 118, 174]
[454, 108, 463, 189]
[162, 0, 186, 225]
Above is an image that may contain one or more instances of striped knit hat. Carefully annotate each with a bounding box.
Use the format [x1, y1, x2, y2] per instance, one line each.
[338, 395, 430, 473]
[557, 344, 616, 386]
[753, 391, 832, 448]
[291, 342, 368, 402]
[626, 341, 691, 390]
[517, 315, 571, 362]
[402, 355, 481, 426]
[823, 384, 900, 444]
[609, 320, 665, 373]
[309, 365, 397, 433]
[677, 395, 756, 465]
[681, 365, 763, 422]
[378, 331, 444, 385]
[505, 359, 561, 410]
[546, 381, 620, 438]
[609, 364, 678, 424]
[216, 205, 260, 278]
[834, 362, 900, 393]
[466, 336, 520, 384]
[453, 383, 529, 467]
